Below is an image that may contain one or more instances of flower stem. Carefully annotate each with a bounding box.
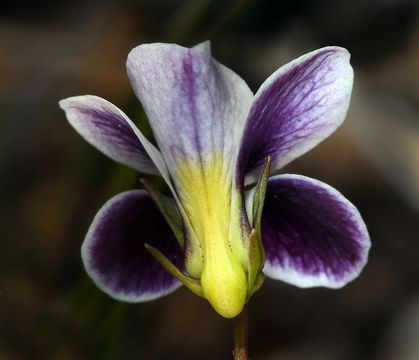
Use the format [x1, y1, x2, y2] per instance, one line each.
[233, 306, 248, 360]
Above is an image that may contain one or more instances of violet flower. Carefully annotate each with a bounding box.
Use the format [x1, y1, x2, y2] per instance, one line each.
[59, 41, 370, 319]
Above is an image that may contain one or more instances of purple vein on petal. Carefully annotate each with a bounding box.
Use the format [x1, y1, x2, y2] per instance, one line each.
[126, 41, 253, 180]
[237, 47, 354, 186]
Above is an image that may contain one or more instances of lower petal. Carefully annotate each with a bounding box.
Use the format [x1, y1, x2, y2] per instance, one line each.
[82, 190, 183, 302]
[261, 174, 370, 288]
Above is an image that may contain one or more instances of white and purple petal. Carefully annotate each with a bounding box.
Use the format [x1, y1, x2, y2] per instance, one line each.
[59, 96, 159, 174]
[238, 47, 354, 185]
[126, 41, 253, 179]
[82, 190, 183, 302]
[126, 41, 255, 283]
[261, 174, 370, 288]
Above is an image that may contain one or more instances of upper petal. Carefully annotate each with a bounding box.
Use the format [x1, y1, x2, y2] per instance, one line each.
[126, 41, 253, 179]
[127, 42, 253, 316]
[59, 95, 158, 174]
[82, 190, 183, 302]
[261, 174, 370, 288]
[237, 47, 354, 185]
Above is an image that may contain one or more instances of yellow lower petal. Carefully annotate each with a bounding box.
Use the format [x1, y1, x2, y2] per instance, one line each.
[175, 154, 247, 317]
[201, 247, 247, 318]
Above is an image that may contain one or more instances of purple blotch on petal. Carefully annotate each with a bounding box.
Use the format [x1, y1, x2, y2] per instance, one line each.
[262, 175, 370, 288]
[82, 190, 183, 302]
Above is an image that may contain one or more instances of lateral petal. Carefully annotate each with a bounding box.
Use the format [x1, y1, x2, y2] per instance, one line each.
[59, 95, 158, 174]
[262, 174, 370, 288]
[82, 190, 183, 302]
[238, 47, 353, 185]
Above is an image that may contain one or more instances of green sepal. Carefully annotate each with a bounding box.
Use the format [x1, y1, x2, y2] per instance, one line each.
[246, 228, 265, 299]
[144, 243, 204, 298]
[141, 178, 185, 250]
[248, 272, 265, 298]
[250, 156, 270, 269]
[251, 155, 271, 240]
[245, 156, 271, 299]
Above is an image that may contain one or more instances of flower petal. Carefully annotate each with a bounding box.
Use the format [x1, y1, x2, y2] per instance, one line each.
[82, 190, 183, 302]
[238, 47, 354, 185]
[261, 174, 370, 288]
[127, 42, 254, 289]
[59, 95, 158, 174]
[126, 41, 253, 179]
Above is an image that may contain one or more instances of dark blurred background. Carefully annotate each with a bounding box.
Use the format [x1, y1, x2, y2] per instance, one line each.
[1, 0, 419, 359]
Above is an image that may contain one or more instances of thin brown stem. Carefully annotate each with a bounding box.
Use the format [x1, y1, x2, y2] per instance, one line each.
[233, 306, 248, 360]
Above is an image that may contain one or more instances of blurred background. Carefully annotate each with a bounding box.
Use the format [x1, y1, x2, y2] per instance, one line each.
[1, 0, 418, 359]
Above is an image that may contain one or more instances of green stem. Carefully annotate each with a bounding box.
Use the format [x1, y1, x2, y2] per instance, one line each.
[233, 306, 248, 360]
